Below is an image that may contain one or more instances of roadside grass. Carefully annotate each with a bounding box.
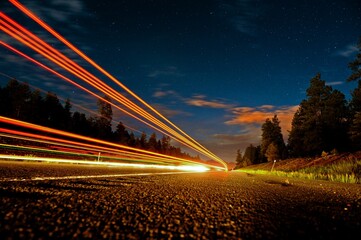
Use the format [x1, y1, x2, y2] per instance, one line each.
[238, 158, 361, 184]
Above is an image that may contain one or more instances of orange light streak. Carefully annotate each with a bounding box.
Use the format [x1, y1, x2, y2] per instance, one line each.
[0, 116, 224, 169]
[0, 128, 181, 166]
[10, 0, 222, 162]
[2, 1, 228, 170]
[0, 140, 174, 166]
[0, 42, 137, 135]
[0, 24, 221, 168]
[7, 0, 227, 168]
[0, 40, 171, 138]
[0, 128, 204, 167]
[0, 19, 212, 163]
[0, 75, 141, 134]
[0, 13, 185, 144]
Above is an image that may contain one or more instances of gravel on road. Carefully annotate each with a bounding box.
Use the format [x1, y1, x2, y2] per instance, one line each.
[0, 161, 361, 239]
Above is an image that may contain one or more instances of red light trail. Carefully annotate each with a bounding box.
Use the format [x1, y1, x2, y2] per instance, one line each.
[0, 116, 224, 170]
[0, 0, 228, 171]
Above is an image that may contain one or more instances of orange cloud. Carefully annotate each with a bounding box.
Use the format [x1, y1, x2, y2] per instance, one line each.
[186, 95, 234, 109]
[153, 90, 177, 98]
[151, 103, 192, 118]
[226, 105, 299, 139]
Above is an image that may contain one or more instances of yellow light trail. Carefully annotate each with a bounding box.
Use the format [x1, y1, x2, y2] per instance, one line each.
[1, 1, 228, 170]
[0, 21, 218, 166]
[0, 116, 225, 170]
[0, 19, 224, 170]
[0, 142, 167, 165]
[8, 0, 216, 159]
[0, 15, 176, 139]
[0, 162, 207, 182]
[0, 155, 210, 174]
[0, 127, 196, 167]
[0, 15, 204, 159]
[0, 132, 185, 166]
[6, 1, 227, 168]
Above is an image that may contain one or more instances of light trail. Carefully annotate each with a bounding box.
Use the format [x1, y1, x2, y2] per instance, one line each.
[0, 40, 167, 138]
[4, 2, 227, 168]
[1, 1, 228, 170]
[0, 16, 202, 158]
[0, 16, 176, 142]
[0, 116, 225, 170]
[8, 0, 211, 155]
[0, 133, 171, 165]
[0, 132, 184, 166]
[3, 15, 225, 169]
[0, 158, 206, 182]
[0, 12, 222, 165]
[0, 58, 141, 135]
[0, 127, 193, 167]
[0, 155, 209, 172]
[0, 143, 159, 164]
[0, 24, 215, 165]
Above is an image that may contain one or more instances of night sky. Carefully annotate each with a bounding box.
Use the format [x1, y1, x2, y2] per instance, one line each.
[1, 0, 360, 162]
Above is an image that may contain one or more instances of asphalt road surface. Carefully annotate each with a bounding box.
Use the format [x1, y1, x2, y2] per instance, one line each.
[0, 160, 360, 239]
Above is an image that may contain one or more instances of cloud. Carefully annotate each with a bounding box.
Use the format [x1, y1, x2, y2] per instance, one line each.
[0, 0, 90, 74]
[213, 127, 261, 146]
[182, 103, 298, 161]
[153, 90, 234, 109]
[326, 81, 344, 86]
[226, 105, 299, 139]
[25, 0, 86, 24]
[197, 105, 298, 161]
[186, 95, 235, 109]
[149, 84, 298, 160]
[336, 44, 358, 57]
[151, 103, 192, 118]
[197, 124, 262, 162]
[153, 90, 177, 98]
[218, 0, 262, 35]
[148, 66, 185, 78]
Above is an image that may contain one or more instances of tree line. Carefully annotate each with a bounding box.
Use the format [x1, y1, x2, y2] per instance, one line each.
[0, 80, 200, 161]
[236, 37, 361, 168]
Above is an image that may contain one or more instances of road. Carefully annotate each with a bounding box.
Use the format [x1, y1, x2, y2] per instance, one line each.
[0, 160, 360, 239]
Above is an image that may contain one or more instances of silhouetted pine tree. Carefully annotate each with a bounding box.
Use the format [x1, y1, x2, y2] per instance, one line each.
[261, 115, 286, 161]
[349, 81, 361, 150]
[71, 111, 90, 136]
[96, 95, 113, 140]
[349, 80, 361, 117]
[288, 73, 349, 156]
[28, 89, 44, 125]
[347, 37, 361, 82]
[2, 79, 31, 120]
[0, 78, 206, 160]
[349, 112, 361, 149]
[148, 133, 158, 151]
[161, 135, 171, 154]
[235, 149, 243, 167]
[137, 132, 148, 149]
[44, 92, 66, 130]
[265, 142, 279, 162]
[242, 144, 259, 166]
[127, 132, 136, 147]
[114, 121, 130, 144]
